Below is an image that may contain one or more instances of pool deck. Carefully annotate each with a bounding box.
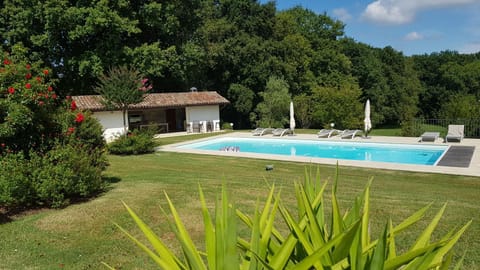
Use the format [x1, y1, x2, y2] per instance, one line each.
[158, 132, 480, 177]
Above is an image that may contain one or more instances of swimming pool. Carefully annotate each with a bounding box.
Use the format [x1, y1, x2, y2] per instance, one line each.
[176, 137, 448, 166]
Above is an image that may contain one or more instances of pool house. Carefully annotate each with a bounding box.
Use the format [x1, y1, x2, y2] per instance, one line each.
[73, 91, 230, 142]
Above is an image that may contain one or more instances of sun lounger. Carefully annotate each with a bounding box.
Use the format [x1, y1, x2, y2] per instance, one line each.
[445, 125, 464, 143]
[251, 128, 263, 134]
[252, 128, 274, 136]
[420, 132, 440, 142]
[340, 129, 361, 139]
[272, 128, 293, 136]
[317, 129, 337, 138]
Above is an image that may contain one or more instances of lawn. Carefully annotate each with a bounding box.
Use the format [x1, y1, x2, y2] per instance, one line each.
[0, 134, 479, 269]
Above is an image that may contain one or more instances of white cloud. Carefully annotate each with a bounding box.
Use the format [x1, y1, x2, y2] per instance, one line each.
[459, 42, 480, 54]
[404, 31, 424, 40]
[332, 8, 352, 22]
[362, 0, 477, 24]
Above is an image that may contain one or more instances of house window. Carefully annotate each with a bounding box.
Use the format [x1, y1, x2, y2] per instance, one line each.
[129, 115, 142, 123]
[129, 114, 142, 125]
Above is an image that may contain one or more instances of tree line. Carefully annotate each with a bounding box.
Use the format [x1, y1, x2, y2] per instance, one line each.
[1, 0, 479, 133]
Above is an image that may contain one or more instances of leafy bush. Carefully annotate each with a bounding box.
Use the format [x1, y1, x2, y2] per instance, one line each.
[108, 168, 471, 269]
[0, 145, 106, 208]
[0, 153, 36, 207]
[0, 50, 107, 209]
[221, 122, 233, 130]
[400, 119, 422, 137]
[30, 143, 107, 207]
[55, 107, 107, 151]
[107, 129, 155, 155]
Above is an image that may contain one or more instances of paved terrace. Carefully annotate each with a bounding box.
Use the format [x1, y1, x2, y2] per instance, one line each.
[158, 132, 480, 177]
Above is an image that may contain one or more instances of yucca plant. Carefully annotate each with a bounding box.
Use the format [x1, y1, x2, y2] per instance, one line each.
[105, 167, 471, 269]
[236, 166, 471, 269]
[103, 184, 240, 270]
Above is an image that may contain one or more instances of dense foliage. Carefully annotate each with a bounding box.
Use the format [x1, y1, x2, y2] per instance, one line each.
[107, 129, 156, 155]
[0, 50, 107, 208]
[1, 1, 479, 132]
[110, 169, 470, 269]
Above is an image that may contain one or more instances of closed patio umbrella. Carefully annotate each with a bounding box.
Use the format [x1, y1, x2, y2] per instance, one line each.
[364, 99, 372, 138]
[290, 101, 295, 133]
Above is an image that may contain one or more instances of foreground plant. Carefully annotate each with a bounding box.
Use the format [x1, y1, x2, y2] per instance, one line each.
[105, 167, 471, 269]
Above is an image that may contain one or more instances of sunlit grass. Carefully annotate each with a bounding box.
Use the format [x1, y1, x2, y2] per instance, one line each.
[0, 133, 478, 269]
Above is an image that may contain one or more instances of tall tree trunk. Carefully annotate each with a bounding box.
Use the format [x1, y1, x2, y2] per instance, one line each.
[122, 107, 128, 137]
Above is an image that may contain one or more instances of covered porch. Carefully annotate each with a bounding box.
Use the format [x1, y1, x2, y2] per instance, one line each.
[73, 91, 229, 141]
[128, 104, 222, 134]
[128, 107, 186, 133]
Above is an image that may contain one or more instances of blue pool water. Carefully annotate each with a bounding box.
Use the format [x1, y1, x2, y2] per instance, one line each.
[177, 137, 448, 166]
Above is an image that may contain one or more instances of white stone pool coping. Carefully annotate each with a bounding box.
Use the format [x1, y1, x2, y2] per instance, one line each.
[157, 132, 480, 177]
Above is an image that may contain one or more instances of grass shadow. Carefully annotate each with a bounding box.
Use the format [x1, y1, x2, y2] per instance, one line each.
[103, 175, 121, 184]
[0, 176, 122, 224]
[0, 205, 47, 225]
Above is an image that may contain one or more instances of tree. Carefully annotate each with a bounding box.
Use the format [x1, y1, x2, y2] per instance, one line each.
[293, 93, 314, 128]
[440, 94, 480, 119]
[0, 0, 201, 94]
[227, 83, 255, 128]
[94, 66, 152, 136]
[252, 76, 290, 128]
[278, 6, 345, 48]
[310, 83, 363, 129]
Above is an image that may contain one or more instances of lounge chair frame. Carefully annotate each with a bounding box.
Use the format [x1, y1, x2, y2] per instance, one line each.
[420, 132, 440, 142]
[252, 128, 274, 136]
[272, 128, 293, 137]
[445, 125, 464, 143]
[340, 129, 361, 139]
[317, 129, 337, 138]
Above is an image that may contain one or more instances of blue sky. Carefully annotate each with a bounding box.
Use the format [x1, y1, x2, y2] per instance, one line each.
[260, 0, 480, 55]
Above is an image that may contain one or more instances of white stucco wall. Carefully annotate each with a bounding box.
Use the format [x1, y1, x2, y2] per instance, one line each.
[185, 105, 220, 122]
[185, 105, 221, 132]
[93, 105, 222, 138]
[92, 111, 125, 142]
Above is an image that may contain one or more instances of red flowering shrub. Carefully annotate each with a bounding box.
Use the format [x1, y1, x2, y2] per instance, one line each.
[0, 50, 107, 209]
[70, 100, 77, 110]
[75, 112, 84, 123]
[0, 53, 60, 153]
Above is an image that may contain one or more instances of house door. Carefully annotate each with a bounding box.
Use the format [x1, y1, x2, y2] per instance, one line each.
[166, 109, 177, 132]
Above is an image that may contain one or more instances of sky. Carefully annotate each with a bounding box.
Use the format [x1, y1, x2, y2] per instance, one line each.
[260, 0, 480, 55]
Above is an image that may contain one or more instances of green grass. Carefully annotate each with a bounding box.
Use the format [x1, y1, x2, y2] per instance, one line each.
[0, 134, 479, 269]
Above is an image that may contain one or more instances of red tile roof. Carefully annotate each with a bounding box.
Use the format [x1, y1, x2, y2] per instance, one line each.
[72, 91, 229, 111]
